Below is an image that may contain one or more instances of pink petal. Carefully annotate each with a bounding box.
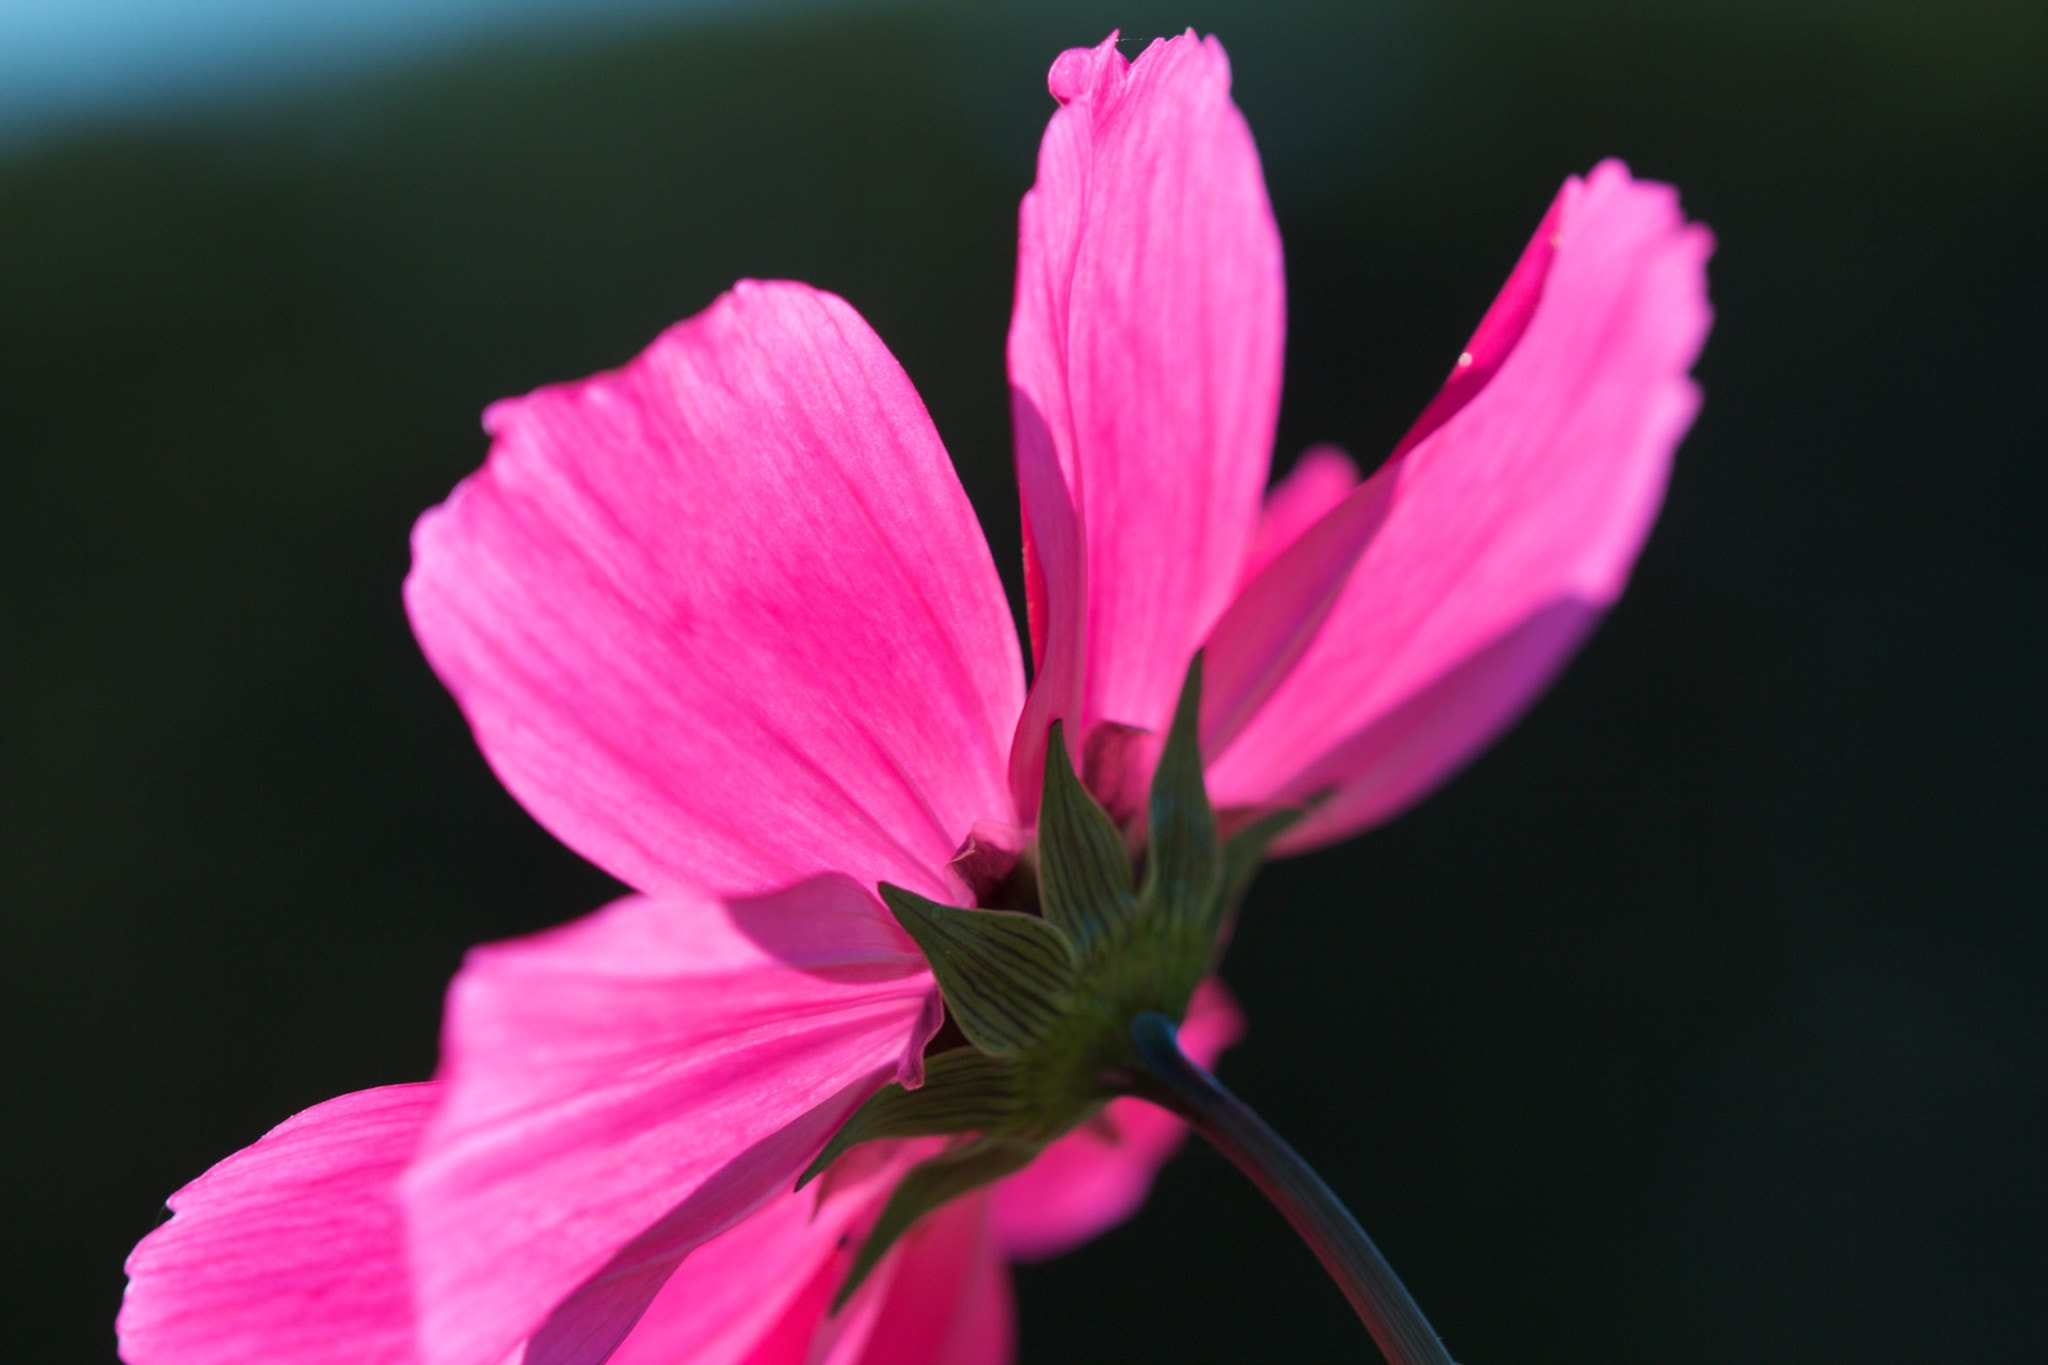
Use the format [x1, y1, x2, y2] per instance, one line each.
[118, 1084, 438, 1365]
[603, 1150, 906, 1365]
[401, 882, 937, 1365]
[1005, 394, 1091, 815]
[1237, 446, 1363, 588]
[1387, 187, 1566, 463]
[1202, 192, 1564, 768]
[1202, 459, 1395, 760]
[406, 279, 1024, 905]
[1207, 161, 1713, 846]
[1008, 32, 1284, 811]
[840, 1196, 1013, 1365]
[625, 1148, 1001, 1365]
[991, 977, 1244, 1261]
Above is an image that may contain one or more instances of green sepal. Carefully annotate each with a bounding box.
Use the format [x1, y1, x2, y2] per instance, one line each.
[833, 1137, 1041, 1310]
[1214, 805, 1304, 934]
[1138, 653, 1222, 938]
[1037, 720, 1136, 948]
[797, 1048, 1029, 1188]
[879, 885, 1078, 1055]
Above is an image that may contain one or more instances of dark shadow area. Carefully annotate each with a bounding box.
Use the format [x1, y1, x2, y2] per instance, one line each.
[2, 0, 2041, 1360]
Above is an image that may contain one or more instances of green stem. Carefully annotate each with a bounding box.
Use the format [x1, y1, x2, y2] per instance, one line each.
[1127, 1011, 1456, 1365]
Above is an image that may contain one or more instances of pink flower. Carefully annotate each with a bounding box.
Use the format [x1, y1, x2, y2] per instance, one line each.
[119, 31, 1711, 1365]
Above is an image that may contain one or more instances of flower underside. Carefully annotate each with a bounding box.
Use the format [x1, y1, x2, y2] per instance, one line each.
[804, 654, 1302, 1303]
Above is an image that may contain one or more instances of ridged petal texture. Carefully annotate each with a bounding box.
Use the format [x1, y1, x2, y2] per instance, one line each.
[401, 882, 935, 1365]
[118, 1085, 438, 1365]
[600, 1142, 1013, 1365]
[406, 279, 1024, 906]
[1008, 31, 1284, 812]
[1207, 160, 1713, 847]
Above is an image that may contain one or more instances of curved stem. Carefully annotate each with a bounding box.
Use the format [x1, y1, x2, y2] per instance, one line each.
[1127, 1011, 1455, 1365]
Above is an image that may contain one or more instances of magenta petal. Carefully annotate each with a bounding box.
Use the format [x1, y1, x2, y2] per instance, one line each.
[1202, 448, 1370, 755]
[1238, 446, 1363, 588]
[1009, 32, 1285, 791]
[1202, 462, 1395, 759]
[602, 1153, 902, 1365]
[1268, 600, 1604, 850]
[991, 977, 1243, 1261]
[601, 1203, 830, 1365]
[407, 279, 1024, 904]
[1006, 393, 1092, 817]
[1208, 161, 1713, 844]
[1386, 188, 1565, 463]
[118, 1084, 438, 1365]
[522, 1134, 914, 1365]
[401, 882, 936, 1365]
[842, 1196, 1014, 1365]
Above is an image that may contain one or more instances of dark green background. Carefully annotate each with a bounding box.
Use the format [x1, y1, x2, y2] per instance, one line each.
[5, 1, 2043, 1359]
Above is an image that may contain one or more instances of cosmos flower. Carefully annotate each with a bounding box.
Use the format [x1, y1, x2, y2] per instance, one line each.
[119, 30, 1710, 1365]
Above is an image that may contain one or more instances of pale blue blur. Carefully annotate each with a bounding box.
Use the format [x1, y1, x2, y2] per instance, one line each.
[0, 0, 834, 145]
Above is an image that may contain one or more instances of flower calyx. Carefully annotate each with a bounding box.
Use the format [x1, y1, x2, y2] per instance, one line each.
[803, 655, 1302, 1305]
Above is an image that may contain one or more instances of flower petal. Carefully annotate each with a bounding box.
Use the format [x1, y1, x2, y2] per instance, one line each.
[407, 279, 1024, 904]
[621, 1155, 1006, 1365]
[990, 977, 1243, 1260]
[1201, 458, 1395, 760]
[1267, 599, 1604, 851]
[1005, 393, 1090, 815]
[1009, 32, 1284, 809]
[1202, 175, 1565, 766]
[401, 882, 936, 1365]
[602, 1151, 905, 1365]
[1386, 186, 1566, 463]
[1238, 446, 1363, 588]
[118, 1084, 438, 1365]
[1207, 161, 1713, 845]
[839, 1196, 1013, 1365]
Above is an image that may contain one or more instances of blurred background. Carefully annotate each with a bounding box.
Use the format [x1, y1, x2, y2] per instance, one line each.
[3, 0, 2043, 1359]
